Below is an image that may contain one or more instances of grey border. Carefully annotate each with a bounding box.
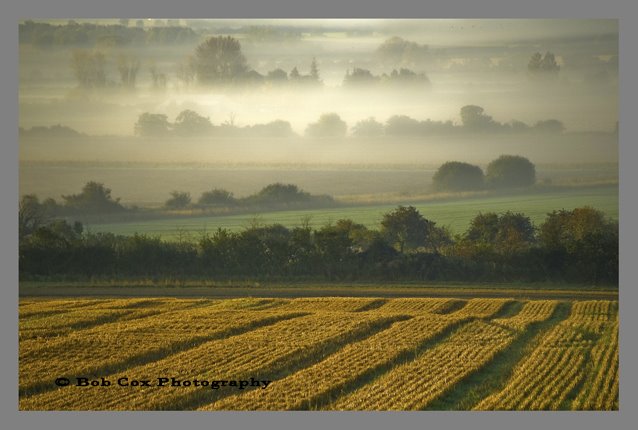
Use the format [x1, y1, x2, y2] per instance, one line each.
[3, 1, 635, 429]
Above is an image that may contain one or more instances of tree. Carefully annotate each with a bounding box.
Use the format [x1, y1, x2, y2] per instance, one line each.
[305, 113, 348, 138]
[117, 54, 140, 89]
[289, 67, 300, 80]
[387, 68, 430, 86]
[266, 68, 288, 82]
[314, 224, 355, 280]
[247, 120, 295, 138]
[175, 61, 193, 89]
[165, 191, 191, 209]
[244, 70, 264, 84]
[432, 161, 484, 192]
[149, 61, 168, 90]
[539, 207, 615, 251]
[538, 207, 618, 284]
[485, 155, 536, 189]
[192, 36, 249, 85]
[173, 110, 213, 137]
[20, 124, 83, 138]
[310, 57, 320, 82]
[333, 219, 376, 252]
[134, 113, 171, 137]
[352, 117, 385, 137]
[460, 105, 500, 132]
[533, 119, 565, 134]
[252, 183, 310, 204]
[426, 223, 453, 254]
[381, 206, 431, 253]
[61, 181, 125, 214]
[385, 115, 422, 136]
[198, 188, 235, 206]
[464, 211, 535, 253]
[71, 49, 107, 88]
[343, 68, 377, 86]
[19, 194, 50, 239]
[528, 51, 560, 77]
[376, 36, 428, 65]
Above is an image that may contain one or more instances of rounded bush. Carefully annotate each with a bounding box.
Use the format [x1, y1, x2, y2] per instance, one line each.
[432, 161, 484, 192]
[486, 155, 536, 189]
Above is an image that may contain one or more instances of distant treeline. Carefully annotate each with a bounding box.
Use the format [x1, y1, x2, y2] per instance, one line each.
[19, 104, 567, 139]
[18, 182, 335, 219]
[19, 20, 198, 47]
[19, 205, 618, 285]
[129, 105, 565, 138]
[19, 124, 86, 138]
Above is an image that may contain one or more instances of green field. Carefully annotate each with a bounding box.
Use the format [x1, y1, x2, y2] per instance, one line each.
[87, 185, 618, 240]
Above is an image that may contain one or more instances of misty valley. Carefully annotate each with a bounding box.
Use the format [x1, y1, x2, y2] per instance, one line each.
[19, 19, 618, 285]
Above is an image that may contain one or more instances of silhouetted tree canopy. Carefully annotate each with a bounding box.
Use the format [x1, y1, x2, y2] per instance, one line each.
[344, 67, 430, 87]
[197, 189, 235, 206]
[465, 211, 535, 253]
[310, 57, 320, 81]
[165, 191, 191, 209]
[460, 105, 501, 132]
[528, 51, 560, 77]
[173, 110, 213, 137]
[343, 68, 377, 85]
[533, 119, 565, 134]
[252, 183, 311, 204]
[134, 113, 171, 137]
[352, 117, 385, 137]
[71, 49, 107, 88]
[381, 205, 432, 253]
[247, 120, 295, 138]
[486, 155, 536, 189]
[539, 207, 618, 284]
[539, 207, 616, 251]
[305, 113, 348, 138]
[61, 182, 126, 214]
[387, 68, 430, 85]
[192, 36, 249, 85]
[385, 115, 424, 136]
[287, 59, 322, 85]
[432, 161, 484, 192]
[266, 68, 288, 82]
[19, 194, 50, 239]
[19, 124, 84, 138]
[117, 54, 140, 89]
[376, 36, 428, 65]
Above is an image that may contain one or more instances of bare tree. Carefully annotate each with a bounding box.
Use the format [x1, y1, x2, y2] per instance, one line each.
[117, 54, 141, 89]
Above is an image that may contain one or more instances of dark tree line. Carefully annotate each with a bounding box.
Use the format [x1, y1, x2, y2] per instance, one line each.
[163, 183, 334, 211]
[19, 182, 335, 219]
[19, 205, 617, 285]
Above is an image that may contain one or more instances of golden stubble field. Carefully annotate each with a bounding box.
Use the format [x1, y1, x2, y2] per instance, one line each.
[18, 296, 619, 411]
